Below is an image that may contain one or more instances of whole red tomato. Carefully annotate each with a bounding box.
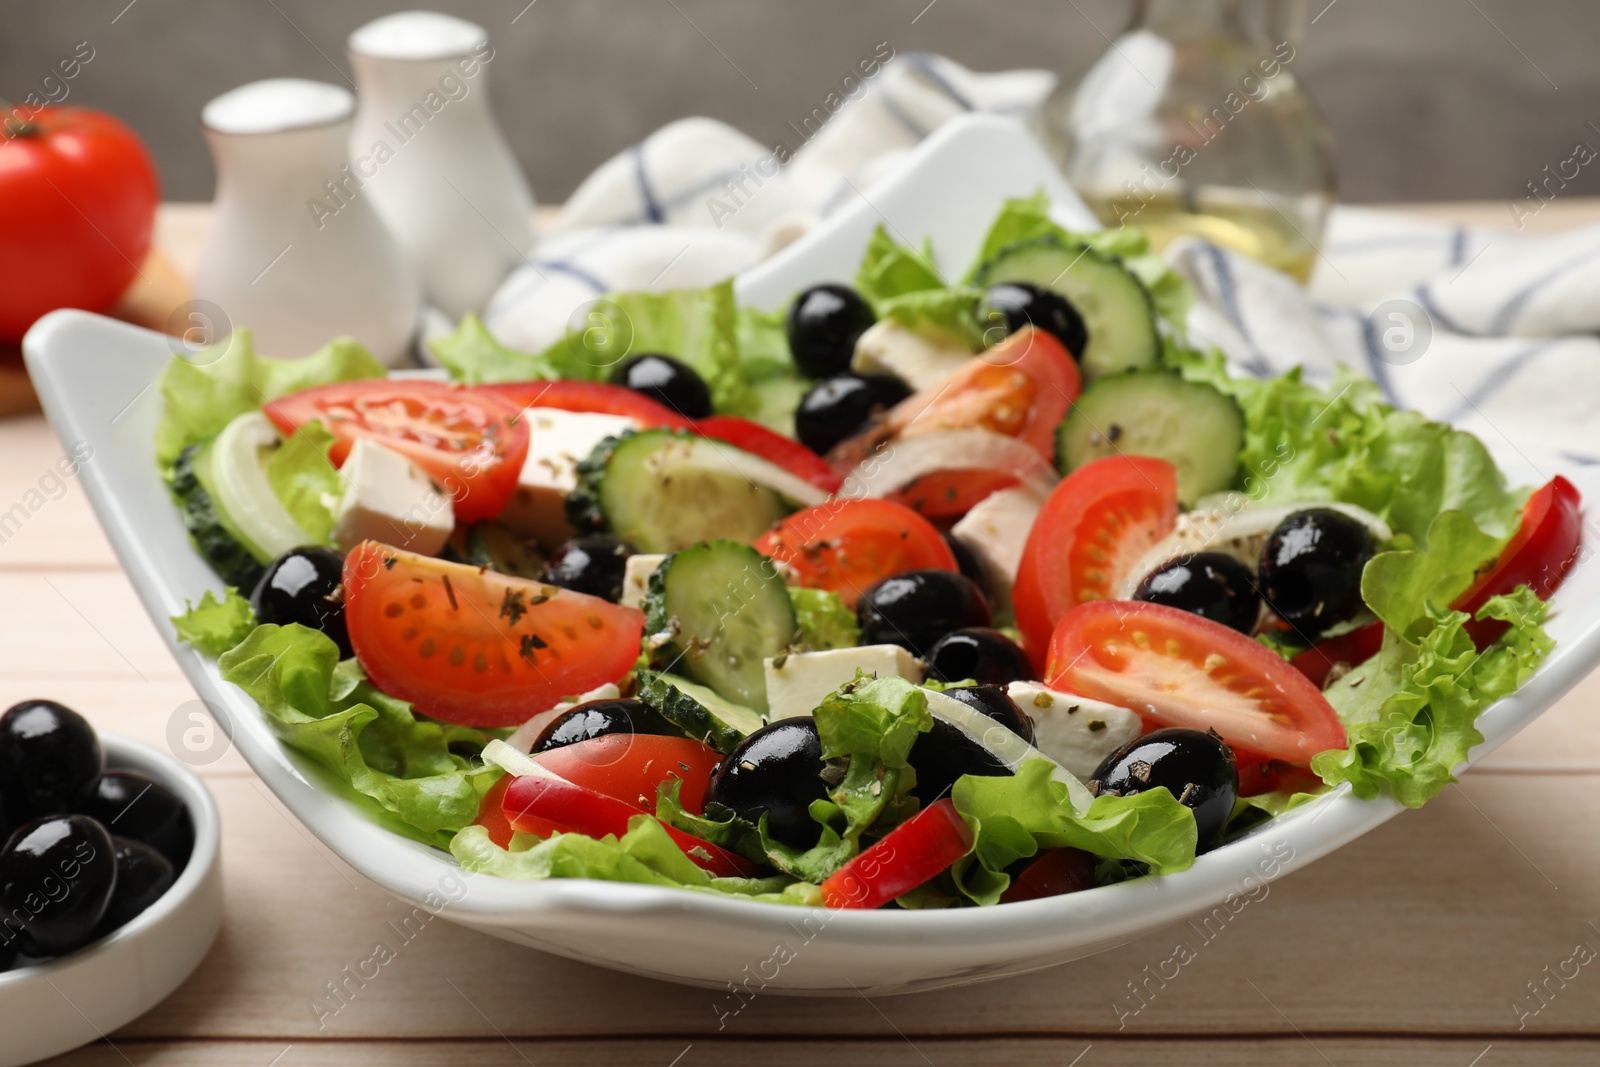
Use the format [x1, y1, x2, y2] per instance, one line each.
[0, 106, 159, 341]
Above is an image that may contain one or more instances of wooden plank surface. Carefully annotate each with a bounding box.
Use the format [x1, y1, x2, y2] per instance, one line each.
[13, 200, 1600, 1065]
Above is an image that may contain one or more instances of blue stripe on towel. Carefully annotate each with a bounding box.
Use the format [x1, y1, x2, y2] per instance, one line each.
[1358, 313, 1401, 405]
[1198, 244, 1272, 377]
[538, 259, 608, 293]
[1490, 245, 1600, 335]
[1449, 226, 1468, 267]
[632, 143, 665, 224]
[877, 88, 929, 138]
[1414, 283, 1475, 336]
[1440, 340, 1557, 423]
[904, 53, 976, 110]
[1561, 451, 1600, 467]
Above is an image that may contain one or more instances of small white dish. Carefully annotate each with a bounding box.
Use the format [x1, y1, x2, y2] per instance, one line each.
[21, 114, 1600, 996]
[0, 736, 222, 1067]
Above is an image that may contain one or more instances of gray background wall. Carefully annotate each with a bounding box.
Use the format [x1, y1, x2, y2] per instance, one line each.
[4, 0, 1596, 206]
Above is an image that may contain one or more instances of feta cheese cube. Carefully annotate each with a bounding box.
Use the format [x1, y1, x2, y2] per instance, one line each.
[620, 553, 667, 610]
[851, 320, 973, 391]
[950, 487, 1042, 605]
[1006, 681, 1143, 782]
[499, 407, 638, 546]
[330, 438, 454, 556]
[765, 645, 923, 720]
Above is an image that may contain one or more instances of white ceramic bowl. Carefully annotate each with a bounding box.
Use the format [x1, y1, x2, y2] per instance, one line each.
[0, 735, 222, 1066]
[21, 115, 1600, 996]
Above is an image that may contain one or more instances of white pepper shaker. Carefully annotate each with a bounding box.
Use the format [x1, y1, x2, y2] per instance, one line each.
[348, 11, 535, 319]
[193, 78, 420, 367]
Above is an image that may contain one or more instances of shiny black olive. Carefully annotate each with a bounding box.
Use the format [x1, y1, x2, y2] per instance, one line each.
[794, 372, 911, 455]
[908, 719, 1010, 803]
[939, 684, 1035, 745]
[705, 718, 829, 850]
[1257, 509, 1375, 640]
[1134, 552, 1262, 635]
[0, 700, 103, 822]
[75, 770, 194, 870]
[926, 628, 1035, 687]
[94, 837, 176, 938]
[542, 534, 636, 603]
[1090, 728, 1238, 849]
[609, 353, 712, 419]
[250, 546, 351, 658]
[531, 699, 679, 753]
[857, 570, 991, 657]
[943, 533, 988, 592]
[0, 815, 117, 957]
[786, 283, 877, 378]
[985, 281, 1088, 359]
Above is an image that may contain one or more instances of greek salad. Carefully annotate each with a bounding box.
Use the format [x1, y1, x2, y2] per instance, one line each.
[159, 195, 1580, 909]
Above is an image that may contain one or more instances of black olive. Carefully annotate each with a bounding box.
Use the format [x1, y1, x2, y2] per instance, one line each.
[75, 770, 194, 870]
[706, 718, 830, 850]
[0, 815, 117, 957]
[926, 628, 1035, 687]
[908, 719, 1010, 803]
[857, 570, 991, 657]
[1257, 509, 1375, 640]
[542, 534, 636, 603]
[1089, 728, 1238, 849]
[530, 699, 679, 753]
[786, 283, 877, 378]
[94, 837, 176, 938]
[794, 372, 911, 455]
[250, 546, 351, 658]
[609, 353, 712, 419]
[943, 533, 988, 592]
[984, 281, 1088, 359]
[939, 684, 1035, 745]
[0, 700, 103, 822]
[1134, 552, 1262, 635]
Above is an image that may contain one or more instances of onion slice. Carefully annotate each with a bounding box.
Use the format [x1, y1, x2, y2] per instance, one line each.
[837, 429, 1059, 501]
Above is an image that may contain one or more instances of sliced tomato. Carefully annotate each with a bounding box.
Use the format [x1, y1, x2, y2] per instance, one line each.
[755, 498, 958, 607]
[1046, 600, 1346, 767]
[1288, 622, 1385, 690]
[694, 415, 842, 494]
[474, 775, 516, 848]
[342, 543, 644, 728]
[1460, 475, 1583, 647]
[886, 469, 1021, 521]
[532, 734, 722, 815]
[1000, 847, 1097, 903]
[826, 326, 1081, 471]
[476, 378, 694, 430]
[1013, 456, 1179, 668]
[820, 798, 974, 909]
[1232, 747, 1325, 798]
[501, 773, 759, 878]
[266, 380, 528, 523]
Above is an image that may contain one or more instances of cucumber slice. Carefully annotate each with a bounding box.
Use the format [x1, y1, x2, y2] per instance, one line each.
[643, 541, 797, 713]
[569, 429, 797, 553]
[1058, 370, 1244, 506]
[974, 234, 1160, 379]
[635, 670, 766, 753]
[209, 411, 318, 561]
[170, 442, 267, 590]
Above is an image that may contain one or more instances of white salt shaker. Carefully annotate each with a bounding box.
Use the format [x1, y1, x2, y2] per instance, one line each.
[194, 79, 420, 367]
[347, 11, 535, 319]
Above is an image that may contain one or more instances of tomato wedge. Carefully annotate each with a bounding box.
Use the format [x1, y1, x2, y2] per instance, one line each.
[502, 773, 759, 878]
[826, 326, 1081, 471]
[1046, 600, 1346, 767]
[474, 775, 516, 848]
[532, 734, 722, 814]
[342, 543, 644, 728]
[820, 798, 974, 909]
[1232, 747, 1325, 799]
[1288, 622, 1385, 690]
[755, 498, 958, 607]
[476, 378, 693, 430]
[1014, 456, 1179, 668]
[887, 469, 1022, 521]
[999, 847, 1097, 903]
[266, 380, 528, 523]
[695, 415, 843, 494]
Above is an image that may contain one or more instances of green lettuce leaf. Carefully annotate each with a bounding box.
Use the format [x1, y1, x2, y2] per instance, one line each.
[951, 759, 1198, 905]
[855, 226, 945, 303]
[876, 286, 989, 351]
[736, 306, 794, 382]
[787, 587, 860, 651]
[218, 623, 498, 844]
[264, 420, 343, 544]
[430, 312, 561, 384]
[171, 587, 257, 657]
[155, 331, 385, 468]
